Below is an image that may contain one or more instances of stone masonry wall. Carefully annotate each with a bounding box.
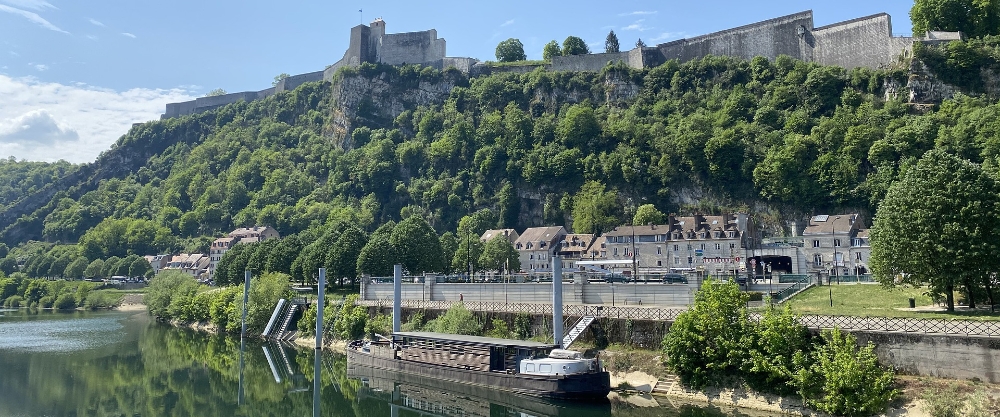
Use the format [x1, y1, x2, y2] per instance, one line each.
[657, 11, 814, 64]
[852, 331, 1000, 383]
[550, 51, 631, 72]
[378, 29, 446, 66]
[812, 13, 911, 69]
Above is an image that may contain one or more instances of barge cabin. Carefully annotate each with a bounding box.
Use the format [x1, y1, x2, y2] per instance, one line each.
[349, 331, 611, 399]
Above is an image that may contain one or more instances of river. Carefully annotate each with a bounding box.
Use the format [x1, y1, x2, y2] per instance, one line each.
[0, 309, 765, 416]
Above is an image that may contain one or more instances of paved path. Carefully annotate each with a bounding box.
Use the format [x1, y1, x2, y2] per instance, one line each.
[360, 299, 1000, 338]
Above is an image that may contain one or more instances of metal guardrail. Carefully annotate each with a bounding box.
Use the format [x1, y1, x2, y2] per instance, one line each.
[359, 299, 1000, 338]
[772, 277, 813, 303]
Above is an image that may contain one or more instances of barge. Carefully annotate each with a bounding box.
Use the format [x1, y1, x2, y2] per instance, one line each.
[346, 331, 611, 400]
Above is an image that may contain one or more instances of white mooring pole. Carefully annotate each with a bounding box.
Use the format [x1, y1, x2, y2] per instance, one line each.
[241, 270, 250, 339]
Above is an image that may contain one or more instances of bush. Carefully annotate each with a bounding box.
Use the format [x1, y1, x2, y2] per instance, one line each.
[401, 310, 425, 332]
[424, 303, 482, 336]
[227, 272, 292, 333]
[922, 384, 964, 417]
[146, 271, 197, 318]
[84, 290, 123, 309]
[486, 318, 514, 339]
[39, 295, 55, 308]
[793, 328, 898, 416]
[514, 312, 532, 339]
[208, 287, 239, 330]
[743, 304, 813, 395]
[365, 314, 392, 338]
[54, 293, 77, 310]
[662, 278, 750, 389]
[333, 294, 368, 340]
[4, 295, 23, 307]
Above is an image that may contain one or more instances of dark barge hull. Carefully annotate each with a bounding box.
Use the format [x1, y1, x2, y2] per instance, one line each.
[346, 347, 612, 400]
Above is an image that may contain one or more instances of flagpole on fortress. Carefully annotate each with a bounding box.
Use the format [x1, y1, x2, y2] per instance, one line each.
[359, 9, 363, 24]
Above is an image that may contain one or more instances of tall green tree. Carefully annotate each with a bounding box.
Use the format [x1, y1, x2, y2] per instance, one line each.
[84, 259, 105, 279]
[571, 181, 619, 235]
[272, 73, 290, 87]
[64, 257, 88, 280]
[911, 0, 1000, 38]
[635, 38, 646, 48]
[562, 36, 590, 56]
[357, 232, 395, 277]
[495, 38, 527, 62]
[542, 40, 561, 60]
[390, 215, 444, 274]
[327, 226, 368, 286]
[605, 30, 620, 53]
[870, 149, 1000, 311]
[633, 203, 667, 225]
[479, 234, 520, 274]
[451, 232, 484, 274]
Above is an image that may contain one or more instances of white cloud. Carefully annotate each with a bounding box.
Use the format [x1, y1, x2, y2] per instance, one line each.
[650, 31, 687, 42]
[621, 19, 651, 32]
[32, 64, 46, 71]
[0, 75, 196, 162]
[0, 109, 78, 145]
[0, 0, 55, 10]
[500, 19, 514, 27]
[121, 32, 136, 38]
[88, 18, 104, 27]
[86, 34, 98, 40]
[0, 4, 67, 33]
[9, 51, 18, 56]
[619, 11, 657, 17]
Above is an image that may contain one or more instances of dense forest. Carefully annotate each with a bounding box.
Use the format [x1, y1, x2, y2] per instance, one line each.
[3, 35, 1000, 283]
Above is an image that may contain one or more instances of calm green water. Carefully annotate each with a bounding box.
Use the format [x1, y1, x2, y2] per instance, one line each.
[0, 309, 762, 416]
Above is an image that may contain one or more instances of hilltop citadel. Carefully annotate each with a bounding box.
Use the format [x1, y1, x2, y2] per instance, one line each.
[161, 10, 961, 119]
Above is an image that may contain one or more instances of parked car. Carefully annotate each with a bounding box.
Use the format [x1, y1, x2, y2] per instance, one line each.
[661, 274, 688, 284]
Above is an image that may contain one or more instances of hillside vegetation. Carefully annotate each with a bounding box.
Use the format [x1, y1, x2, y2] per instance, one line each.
[3, 50, 1000, 281]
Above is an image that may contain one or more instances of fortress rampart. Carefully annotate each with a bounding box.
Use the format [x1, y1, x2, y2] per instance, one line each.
[162, 11, 961, 119]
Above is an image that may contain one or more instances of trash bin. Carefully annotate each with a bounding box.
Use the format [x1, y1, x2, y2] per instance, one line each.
[908, 298, 916, 308]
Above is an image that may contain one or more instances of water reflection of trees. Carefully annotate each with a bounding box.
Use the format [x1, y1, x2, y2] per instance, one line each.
[0, 320, 756, 417]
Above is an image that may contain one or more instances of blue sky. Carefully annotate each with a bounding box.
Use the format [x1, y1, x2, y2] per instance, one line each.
[1, 0, 917, 162]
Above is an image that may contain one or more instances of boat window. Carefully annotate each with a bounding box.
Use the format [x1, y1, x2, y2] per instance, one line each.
[526, 364, 535, 372]
[539, 364, 552, 373]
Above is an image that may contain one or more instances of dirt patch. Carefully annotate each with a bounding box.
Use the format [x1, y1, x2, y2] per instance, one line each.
[115, 293, 146, 311]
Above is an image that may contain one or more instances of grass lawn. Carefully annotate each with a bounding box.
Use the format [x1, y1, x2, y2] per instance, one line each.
[783, 284, 1000, 320]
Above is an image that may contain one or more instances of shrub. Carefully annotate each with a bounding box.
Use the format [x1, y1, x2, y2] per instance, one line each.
[425, 303, 482, 336]
[743, 304, 813, 395]
[84, 290, 123, 309]
[300, 298, 339, 338]
[228, 272, 292, 333]
[146, 271, 197, 318]
[365, 314, 392, 338]
[4, 295, 23, 307]
[333, 294, 368, 340]
[793, 328, 897, 416]
[401, 310, 425, 332]
[662, 278, 750, 389]
[208, 287, 239, 330]
[54, 293, 77, 310]
[514, 312, 533, 339]
[922, 384, 964, 417]
[39, 295, 55, 308]
[486, 319, 514, 339]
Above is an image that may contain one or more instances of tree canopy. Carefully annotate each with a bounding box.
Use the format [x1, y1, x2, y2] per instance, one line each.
[542, 40, 561, 60]
[605, 30, 620, 53]
[870, 149, 1000, 311]
[562, 36, 589, 56]
[911, 0, 1000, 38]
[495, 38, 527, 62]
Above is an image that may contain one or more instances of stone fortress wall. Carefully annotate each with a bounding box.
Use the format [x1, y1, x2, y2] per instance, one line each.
[161, 10, 961, 119]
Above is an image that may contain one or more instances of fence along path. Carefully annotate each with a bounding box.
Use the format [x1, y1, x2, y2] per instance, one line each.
[359, 299, 1000, 338]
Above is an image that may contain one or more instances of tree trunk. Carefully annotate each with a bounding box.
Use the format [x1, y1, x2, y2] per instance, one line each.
[964, 279, 976, 309]
[946, 284, 955, 312]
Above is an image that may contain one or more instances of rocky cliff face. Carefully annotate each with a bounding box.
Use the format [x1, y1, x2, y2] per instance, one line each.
[328, 72, 464, 149]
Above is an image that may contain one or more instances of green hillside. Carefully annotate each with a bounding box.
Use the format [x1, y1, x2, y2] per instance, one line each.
[3, 47, 1000, 283]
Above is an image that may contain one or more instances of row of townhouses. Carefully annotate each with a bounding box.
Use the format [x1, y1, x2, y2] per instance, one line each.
[481, 213, 871, 278]
[144, 226, 280, 281]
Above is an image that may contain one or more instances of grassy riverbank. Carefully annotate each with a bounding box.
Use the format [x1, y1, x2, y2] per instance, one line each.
[786, 285, 1000, 320]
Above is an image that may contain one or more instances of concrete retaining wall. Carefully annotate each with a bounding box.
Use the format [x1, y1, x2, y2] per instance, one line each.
[363, 281, 695, 306]
[852, 331, 1000, 383]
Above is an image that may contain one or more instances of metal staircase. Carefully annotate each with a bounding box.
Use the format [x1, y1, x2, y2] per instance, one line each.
[561, 316, 596, 348]
[263, 298, 308, 341]
[274, 304, 301, 340]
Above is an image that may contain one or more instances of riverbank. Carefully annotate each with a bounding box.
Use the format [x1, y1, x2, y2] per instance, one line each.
[116, 293, 146, 311]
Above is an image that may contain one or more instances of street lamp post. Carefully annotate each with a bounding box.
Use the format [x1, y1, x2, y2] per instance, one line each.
[832, 216, 841, 285]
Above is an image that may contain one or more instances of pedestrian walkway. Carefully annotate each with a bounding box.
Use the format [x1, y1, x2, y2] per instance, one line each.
[360, 299, 1000, 338]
